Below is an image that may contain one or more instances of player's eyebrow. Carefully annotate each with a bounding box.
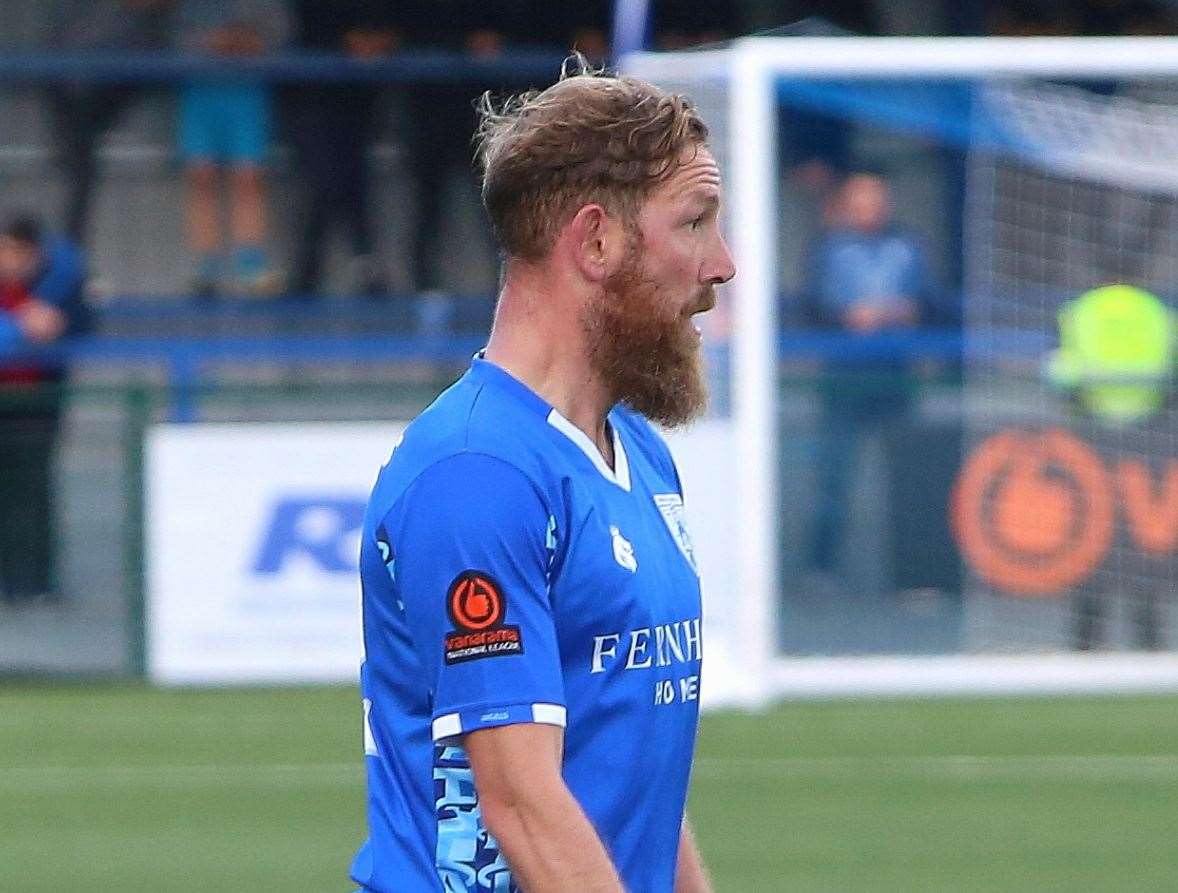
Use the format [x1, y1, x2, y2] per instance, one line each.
[681, 188, 721, 212]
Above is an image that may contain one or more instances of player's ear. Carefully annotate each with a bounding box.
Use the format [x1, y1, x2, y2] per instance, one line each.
[567, 203, 622, 284]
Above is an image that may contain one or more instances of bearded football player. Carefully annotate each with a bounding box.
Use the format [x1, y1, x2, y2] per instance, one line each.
[351, 62, 735, 893]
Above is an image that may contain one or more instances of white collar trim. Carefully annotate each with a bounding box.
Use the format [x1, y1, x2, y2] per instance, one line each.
[546, 409, 631, 492]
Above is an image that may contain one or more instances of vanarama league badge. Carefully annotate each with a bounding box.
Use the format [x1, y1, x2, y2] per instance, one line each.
[443, 571, 523, 665]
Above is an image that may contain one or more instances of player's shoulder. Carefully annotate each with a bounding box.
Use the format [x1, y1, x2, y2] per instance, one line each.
[369, 364, 555, 515]
[610, 404, 680, 487]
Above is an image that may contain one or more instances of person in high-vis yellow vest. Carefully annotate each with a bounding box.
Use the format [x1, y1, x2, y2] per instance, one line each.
[1048, 284, 1174, 426]
[1047, 284, 1174, 650]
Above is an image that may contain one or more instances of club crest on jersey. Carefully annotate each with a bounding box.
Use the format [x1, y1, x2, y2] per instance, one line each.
[610, 525, 638, 573]
[443, 571, 523, 665]
[653, 494, 699, 575]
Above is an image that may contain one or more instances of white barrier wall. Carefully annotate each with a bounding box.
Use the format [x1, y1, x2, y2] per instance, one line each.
[146, 422, 405, 684]
[145, 419, 740, 693]
[662, 421, 745, 706]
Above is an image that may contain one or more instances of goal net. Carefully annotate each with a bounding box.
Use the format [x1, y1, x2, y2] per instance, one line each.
[626, 37, 1178, 703]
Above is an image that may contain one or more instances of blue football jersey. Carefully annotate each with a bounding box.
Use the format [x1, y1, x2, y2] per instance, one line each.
[351, 358, 704, 893]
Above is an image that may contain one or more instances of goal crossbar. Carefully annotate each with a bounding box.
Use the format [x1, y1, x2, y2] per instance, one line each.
[628, 36, 1178, 81]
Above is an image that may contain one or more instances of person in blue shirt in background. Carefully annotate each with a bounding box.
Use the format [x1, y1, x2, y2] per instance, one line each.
[0, 214, 88, 605]
[803, 168, 932, 580]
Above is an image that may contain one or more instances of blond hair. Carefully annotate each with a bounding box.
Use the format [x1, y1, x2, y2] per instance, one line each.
[476, 59, 708, 261]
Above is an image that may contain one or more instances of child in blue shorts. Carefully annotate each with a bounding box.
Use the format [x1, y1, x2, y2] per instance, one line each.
[177, 0, 290, 295]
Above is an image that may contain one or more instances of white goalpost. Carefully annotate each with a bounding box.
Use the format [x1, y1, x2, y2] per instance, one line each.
[626, 37, 1178, 704]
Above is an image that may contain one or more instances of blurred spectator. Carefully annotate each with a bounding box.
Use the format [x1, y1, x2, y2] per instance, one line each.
[802, 170, 933, 577]
[1120, 1, 1176, 34]
[741, 0, 879, 33]
[1049, 283, 1173, 426]
[1048, 284, 1175, 649]
[1076, 0, 1174, 34]
[652, 0, 738, 48]
[44, 0, 174, 246]
[564, 3, 611, 61]
[400, 3, 530, 303]
[756, 12, 885, 205]
[396, 2, 600, 326]
[988, 0, 1081, 35]
[176, 0, 291, 297]
[0, 214, 88, 606]
[286, 1, 398, 298]
[402, 4, 488, 299]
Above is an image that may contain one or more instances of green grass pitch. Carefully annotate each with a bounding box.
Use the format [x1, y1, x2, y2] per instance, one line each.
[1, 685, 1176, 891]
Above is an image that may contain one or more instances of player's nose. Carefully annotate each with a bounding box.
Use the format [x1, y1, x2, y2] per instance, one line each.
[701, 233, 736, 286]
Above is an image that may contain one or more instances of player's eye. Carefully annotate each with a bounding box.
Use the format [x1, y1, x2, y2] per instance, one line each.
[689, 215, 704, 230]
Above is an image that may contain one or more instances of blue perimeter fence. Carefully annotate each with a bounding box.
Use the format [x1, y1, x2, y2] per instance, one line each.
[0, 297, 1044, 421]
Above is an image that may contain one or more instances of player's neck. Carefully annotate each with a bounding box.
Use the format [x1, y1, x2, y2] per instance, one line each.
[485, 277, 616, 465]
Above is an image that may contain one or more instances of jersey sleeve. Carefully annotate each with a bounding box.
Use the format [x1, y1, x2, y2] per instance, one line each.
[388, 451, 564, 743]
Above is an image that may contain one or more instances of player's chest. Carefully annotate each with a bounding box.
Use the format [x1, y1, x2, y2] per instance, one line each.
[550, 483, 702, 675]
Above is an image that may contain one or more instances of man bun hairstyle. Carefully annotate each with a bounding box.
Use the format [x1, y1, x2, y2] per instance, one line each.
[476, 56, 709, 261]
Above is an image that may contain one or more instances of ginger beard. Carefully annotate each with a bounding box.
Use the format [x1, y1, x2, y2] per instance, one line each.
[583, 238, 710, 428]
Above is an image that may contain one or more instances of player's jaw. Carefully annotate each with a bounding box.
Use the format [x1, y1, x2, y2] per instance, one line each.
[584, 248, 709, 428]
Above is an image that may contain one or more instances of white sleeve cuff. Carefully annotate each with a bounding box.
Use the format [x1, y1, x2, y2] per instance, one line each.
[431, 702, 567, 742]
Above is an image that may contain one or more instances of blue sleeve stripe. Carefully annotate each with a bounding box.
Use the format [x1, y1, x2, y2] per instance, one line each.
[430, 702, 567, 742]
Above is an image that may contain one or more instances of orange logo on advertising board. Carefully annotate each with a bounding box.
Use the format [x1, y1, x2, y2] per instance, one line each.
[951, 429, 1116, 596]
[1116, 461, 1178, 555]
